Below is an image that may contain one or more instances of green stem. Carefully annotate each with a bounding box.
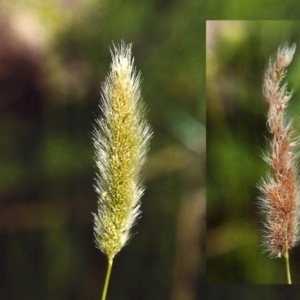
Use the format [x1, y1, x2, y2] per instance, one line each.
[101, 256, 114, 300]
[284, 250, 292, 284]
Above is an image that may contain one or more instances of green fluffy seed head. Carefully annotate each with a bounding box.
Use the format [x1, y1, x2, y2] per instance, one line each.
[92, 42, 152, 259]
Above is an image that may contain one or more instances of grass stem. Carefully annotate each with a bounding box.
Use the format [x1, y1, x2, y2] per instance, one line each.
[101, 257, 114, 300]
[284, 250, 292, 284]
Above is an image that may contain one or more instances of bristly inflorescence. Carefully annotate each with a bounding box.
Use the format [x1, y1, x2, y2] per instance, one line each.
[259, 42, 300, 258]
[92, 41, 152, 260]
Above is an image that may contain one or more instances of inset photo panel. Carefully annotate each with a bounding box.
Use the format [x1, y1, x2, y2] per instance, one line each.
[207, 20, 300, 284]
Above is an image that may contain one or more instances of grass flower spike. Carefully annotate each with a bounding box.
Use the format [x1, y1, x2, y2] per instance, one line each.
[260, 42, 299, 284]
[92, 41, 152, 299]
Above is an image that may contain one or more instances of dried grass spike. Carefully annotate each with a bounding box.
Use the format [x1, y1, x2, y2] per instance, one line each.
[259, 42, 299, 279]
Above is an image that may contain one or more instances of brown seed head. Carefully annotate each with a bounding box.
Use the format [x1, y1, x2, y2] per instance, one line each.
[259, 43, 299, 257]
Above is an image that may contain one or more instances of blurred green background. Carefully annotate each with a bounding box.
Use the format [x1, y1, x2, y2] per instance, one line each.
[0, 1, 204, 299]
[207, 20, 300, 284]
[206, 0, 300, 19]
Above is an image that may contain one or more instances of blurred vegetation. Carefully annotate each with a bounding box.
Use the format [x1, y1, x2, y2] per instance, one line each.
[207, 21, 300, 284]
[207, 0, 300, 19]
[0, 0, 204, 299]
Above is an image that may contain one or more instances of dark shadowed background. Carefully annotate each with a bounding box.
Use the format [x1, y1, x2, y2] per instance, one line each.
[0, 1, 204, 299]
[205, 285, 300, 299]
[207, 20, 300, 284]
